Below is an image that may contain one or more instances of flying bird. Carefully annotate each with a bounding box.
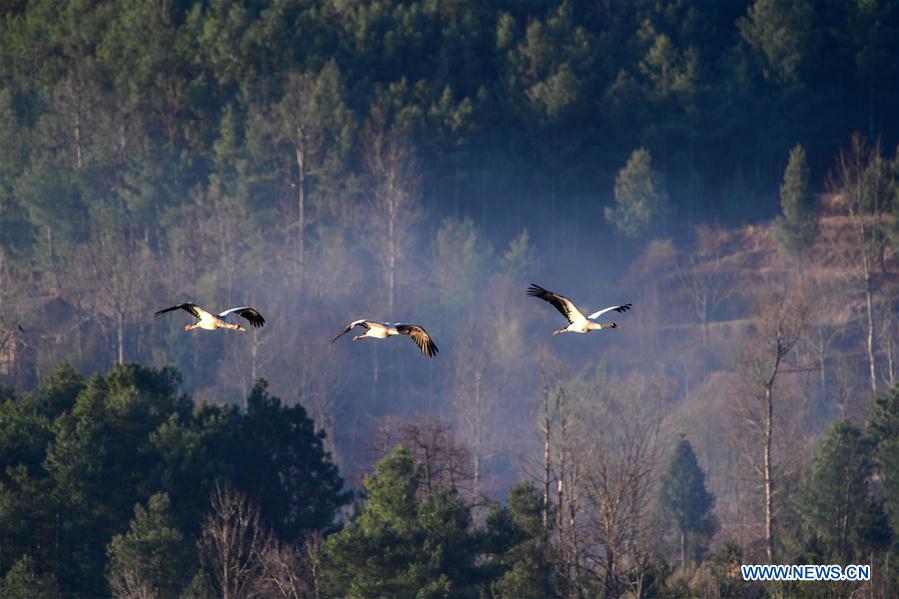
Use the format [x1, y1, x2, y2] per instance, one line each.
[155, 302, 265, 332]
[527, 283, 631, 335]
[330, 320, 438, 357]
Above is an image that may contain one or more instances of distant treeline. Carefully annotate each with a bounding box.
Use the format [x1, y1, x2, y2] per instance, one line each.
[1, 0, 897, 251]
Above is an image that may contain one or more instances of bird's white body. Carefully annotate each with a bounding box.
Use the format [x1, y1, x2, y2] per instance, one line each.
[155, 303, 265, 332]
[560, 319, 614, 334]
[331, 319, 439, 357]
[196, 311, 225, 331]
[527, 284, 630, 336]
[355, 322, 397, 340]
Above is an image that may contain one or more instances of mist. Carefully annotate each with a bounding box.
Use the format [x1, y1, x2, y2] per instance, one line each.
[2, 1, 899, 596]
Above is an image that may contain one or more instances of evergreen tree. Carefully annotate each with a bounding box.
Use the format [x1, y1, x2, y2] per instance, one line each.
[659, 437, 716, 568]
[484, 482, 554, 598]
[774, 144, 818, 257]
[605, 147, 670, 239]
[106, 493, 192, 597]
[738, 0, 815, 85]
[796, 421, 872, 562]
[34, 362, 85, 419]
[233, 380, 350, 541]
[0, 390, 54, 482]
[0, 555, 60, 599]
[868, 387, 899, 534]
[320, 445, 484, 598]
[150, 402, 242, 535]
[42, 364, 191, 595]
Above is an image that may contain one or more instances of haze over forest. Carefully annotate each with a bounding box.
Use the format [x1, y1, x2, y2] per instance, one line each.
[2, 1, 899, 597]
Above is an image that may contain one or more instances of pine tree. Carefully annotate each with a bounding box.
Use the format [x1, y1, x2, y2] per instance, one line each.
[605, 147, 670, 239]
[35, 363, 85, 419]
[484, 482, 554, 598]
[868, 386, 899, 534]
[659, 437, 716, 569]
[106, 493, 193, 597]
[234, 380, 350, 541]
[796, 421, 872, 562]
[0, 555, 60, 599]
[774, 144, 818, 257]
[320, 445, 483, 598]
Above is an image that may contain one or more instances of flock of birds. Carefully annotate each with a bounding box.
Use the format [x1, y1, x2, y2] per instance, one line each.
[154, 284, 633, 358]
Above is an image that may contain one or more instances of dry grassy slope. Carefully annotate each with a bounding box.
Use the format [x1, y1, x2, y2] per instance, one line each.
[614, 197, 899, 547]
[624, 194, 898, 342]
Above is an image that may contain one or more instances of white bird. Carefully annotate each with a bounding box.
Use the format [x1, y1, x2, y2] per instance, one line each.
[330, 320, 438, 357]
[155, 302, 265, 332]
[527, 284, 631, 335]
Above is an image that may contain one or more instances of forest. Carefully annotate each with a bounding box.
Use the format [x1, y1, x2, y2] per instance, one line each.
[2, 0, 899, 597]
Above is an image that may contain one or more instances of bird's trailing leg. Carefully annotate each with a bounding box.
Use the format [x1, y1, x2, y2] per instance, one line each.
[553, 328, 567, 336]
[353, 335, 365, 341]
[184, 323, 197, 331]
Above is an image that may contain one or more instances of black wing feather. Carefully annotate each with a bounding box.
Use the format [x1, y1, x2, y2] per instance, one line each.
[237, 308, 265, 328]
[154, 302, 201, 320]
[396, 324, 438, 358]
[614, 303, 632, 313]
[527, 284, 575, 324]
[330, 320, 370, 346]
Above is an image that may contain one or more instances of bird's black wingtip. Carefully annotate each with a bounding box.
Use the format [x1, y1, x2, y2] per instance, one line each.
[526, 283, 546, 296]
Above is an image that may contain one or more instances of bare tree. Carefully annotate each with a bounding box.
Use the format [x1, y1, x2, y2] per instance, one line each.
[675, 224, 735, 346]
[197, 483, 268, 599]
[73, 208, 151, 365]
[0, 249, 26, 380]
[451, 315, 506, 495]
[359, 101, 421, 314]
[107, 570, 158, 599]
[255, 531, 324, 599]
[553, 377, 588, 596]
[733, 292, 807, 562]
[827, 134, 895, 394]
[580, 376, 666, 599]
[537, 357, 560, 531]
[369, 416, 476, 503]
[249, 64, 351, 288]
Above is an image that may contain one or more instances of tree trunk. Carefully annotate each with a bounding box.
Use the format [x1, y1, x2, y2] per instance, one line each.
[73, 89, 84, 169]
[557, 387, 567, 573]
[542, 377, 551, 530]
[604, 549, 616, 599]
[250, 327, 259, 396]
[473, 368, 482, 494]
[116, 311, 124, 365]
[47, 225, 60, 293]
[887, 330, 895, 388]
[295, 135, 306, 288]
[387, 204, 396, 314]
[864, 260, 877, 394]
[764, 383, 774, 563]
[818, 331, 827, 397]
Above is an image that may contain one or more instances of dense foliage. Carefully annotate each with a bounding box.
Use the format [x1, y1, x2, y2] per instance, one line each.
[0, 363, 348, 596]
[3, 1, 899, 596]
